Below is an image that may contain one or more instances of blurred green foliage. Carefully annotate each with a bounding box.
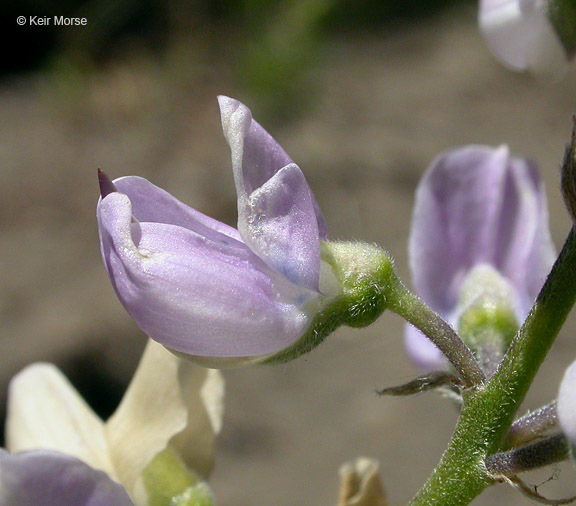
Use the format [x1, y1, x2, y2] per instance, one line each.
[5, 0, 472, 118]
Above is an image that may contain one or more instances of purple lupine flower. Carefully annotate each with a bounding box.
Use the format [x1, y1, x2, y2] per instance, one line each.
[406, 145, 556, 370]
[0, 450, 133, 505]
[97, 97, 333, 364]
[479, 0, 569, 78]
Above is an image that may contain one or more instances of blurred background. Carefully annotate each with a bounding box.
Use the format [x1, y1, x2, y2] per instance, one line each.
[2, 0, 576, 504]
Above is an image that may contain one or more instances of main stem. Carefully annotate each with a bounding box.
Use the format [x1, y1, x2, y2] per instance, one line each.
[410, 227, 576, 505]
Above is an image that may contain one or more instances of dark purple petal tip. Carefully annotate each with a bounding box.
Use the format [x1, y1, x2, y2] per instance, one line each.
[98, 169, 118, 199]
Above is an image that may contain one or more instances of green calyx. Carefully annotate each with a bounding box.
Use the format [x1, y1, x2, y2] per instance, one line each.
[142, 447, 214, 506]
[455, 265, 519, 375]
[458, 300, 517, 352]
[549, 0, 576, 57]
[264, 241, 395, 365]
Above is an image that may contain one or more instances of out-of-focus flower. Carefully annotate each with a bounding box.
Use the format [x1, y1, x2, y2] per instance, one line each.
[406, 145, 556, 370]
[0, 450, 133, 506]
[337, 457, 387, 506]
[97, 96, 341, 367]
[479, 0, 573, 78]
[558, 359, 576, 445]
[6, 339, 224, 506]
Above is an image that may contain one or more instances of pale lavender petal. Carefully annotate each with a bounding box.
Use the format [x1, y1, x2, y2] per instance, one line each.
[218, 96, 327, 266]
[524, 173, 556, 303]
[238, 163, 321, 290]
[479, 0, 534, 70]
[479, 0, 568, 77]
[409, 145, 554, 319]
[404, 325, 447, 372]
[113, 176, 242, 244]
[493, 157, 556, 315]
[97, 192, 310, 357]
[558, 359, 576, 445]
[410, 146, 509, 315]
[0, 450, 133, 506]
[218, 96, 293, 195]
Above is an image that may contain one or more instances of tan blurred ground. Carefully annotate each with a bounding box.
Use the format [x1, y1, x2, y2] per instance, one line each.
[2, 5, 576, 505]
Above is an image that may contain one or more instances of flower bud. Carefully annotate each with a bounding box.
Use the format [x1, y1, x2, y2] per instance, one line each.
[337, 457, 387, 506]
[456, 265, 519, 375]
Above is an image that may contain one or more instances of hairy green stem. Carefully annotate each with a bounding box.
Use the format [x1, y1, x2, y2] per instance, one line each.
[410, 227, 576, 505]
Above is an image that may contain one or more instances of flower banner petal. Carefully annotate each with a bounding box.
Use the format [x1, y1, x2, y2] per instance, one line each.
[410, 146, 509, 315]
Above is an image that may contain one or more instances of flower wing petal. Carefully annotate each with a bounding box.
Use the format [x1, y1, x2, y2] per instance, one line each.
[0, 450, 132, 506]
[239, 163, 322, 291]
[97, 192, 310, 357]
[6, 364, 115, 478]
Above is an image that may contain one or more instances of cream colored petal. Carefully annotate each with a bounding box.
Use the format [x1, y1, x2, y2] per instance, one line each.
[337, 457, 387, 506]
[5, 363, 115, 478]
[105, 340, 224, 500]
